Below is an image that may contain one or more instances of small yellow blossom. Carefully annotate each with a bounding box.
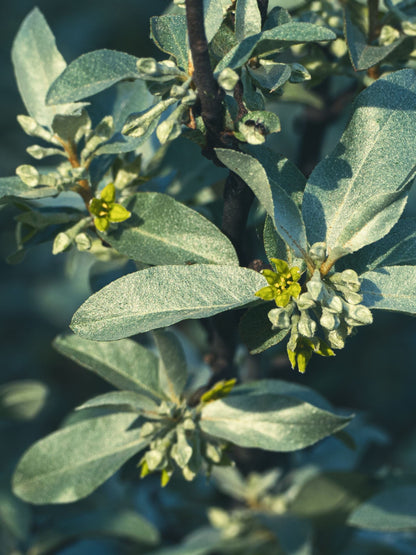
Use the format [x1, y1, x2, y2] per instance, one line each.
[89, 182, 131, 232]
[255, 258, 302, 307]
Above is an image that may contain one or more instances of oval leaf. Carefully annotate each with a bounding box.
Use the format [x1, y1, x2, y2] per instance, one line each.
[200, 387, 351, 451]
[53, 334, 162, 399]
[303, 70, 416, 261]
[0, 380, 49, 421]
[216, 148, 308, 257]
[12, 413, 148, 504]
[47, 49, 141, 104]
[103, 192, 239, 266]
[71, 265, 267, 341]
[360, 265, 416, 314]
[152, 330, 188, 403]
[348, 485, 416, 531]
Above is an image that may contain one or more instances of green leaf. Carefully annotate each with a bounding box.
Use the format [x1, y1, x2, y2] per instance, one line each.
[47, 50, 141, 104]
[0, 380, 48, 421]
[30, 509, 159, 553]
[102, 192, 239, 266]
[239, 302, 290, 354]
[344, 9, 404, 71]
[200, 383, 351, 451]
[216, 148, 308, 258]
[150, 15, 189, 72]
[303, 70, 416, 263]
[288, 471, 374, 525]
[153, 330, 188, 403]
[203, 0, 232, 43]
[0, 177, 57, 204]
[244, 144, 306, 206]
[247, 61, 292, 93]
[235, 0, 262, 41]
[76, 391, 160, 413]
[214, 23, 336, 73]
[340, 217, 416, 273]
[70, 265, 267, 341]
[263, 215, 288, 261]
[12, 413, 149, 504]
[348, 485, 416, 531]
[360, 265, 416, 314]
[53, 334, 162, 399]
[11, 8, 83, 127]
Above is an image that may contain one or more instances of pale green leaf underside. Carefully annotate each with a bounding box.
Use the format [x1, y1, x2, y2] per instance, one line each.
[216, 148, 307, 257]
[348, 486, 416, 531]
[204, 0, 232, 43]
[150, 15, 189, 71]
[360, 265, 416, 314]
[53, 334, 162, 399]
[340, 217, 416, 273]
[103, 192, 239, 266]
[303, 70, 416, 257]
[200, 391, 351, 451]
[12, 8, 82, 127]
[345, 10, 404, 71]
[76, 391, 160, 413]
[12, 413, 148, 504]
[0, 380, 49, 421]
[0, 177, 57, 204]
[152, 330, 188, 404]
[47, 49, 141, 104]
[215, 22, 336, 72]
[71, 265, 267, 341]
[235, 0, 262, 41]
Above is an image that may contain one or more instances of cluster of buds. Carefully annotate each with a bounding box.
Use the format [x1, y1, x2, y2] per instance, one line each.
[256, 244, 373, 372]
[139, 381, 236, 486]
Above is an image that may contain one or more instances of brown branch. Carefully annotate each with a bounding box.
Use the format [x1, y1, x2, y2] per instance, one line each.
[56, 136, 93, 208]
[185, 0, 224, 150]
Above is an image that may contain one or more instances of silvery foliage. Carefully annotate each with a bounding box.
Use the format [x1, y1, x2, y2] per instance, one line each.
[2, 2, 416, 541]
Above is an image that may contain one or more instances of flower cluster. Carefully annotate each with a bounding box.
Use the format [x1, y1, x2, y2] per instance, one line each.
[256, 247, 373, 372]
[138, 380, 236, 486]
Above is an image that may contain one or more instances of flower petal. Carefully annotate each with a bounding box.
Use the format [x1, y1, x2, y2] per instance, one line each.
[100, 182, 116, 203]
[270, 258, 289, 275]
[255, 286, 275, 301]
[89, 198, 103, 217]
[94, 216, 109, 232]
[108, 204, 131, 223]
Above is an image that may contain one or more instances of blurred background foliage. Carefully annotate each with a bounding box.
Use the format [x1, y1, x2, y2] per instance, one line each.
[1, 0, 416, 553]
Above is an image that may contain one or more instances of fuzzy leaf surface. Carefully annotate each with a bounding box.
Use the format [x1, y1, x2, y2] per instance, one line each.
[153, 330, 188, 403]
[215, 22, 336, 72]
[150, 15, 189, 71]
[11, 8, 82, 127]
[239, 302, 289, 354]
[47, 50, 141, 104]
[216, 148, 307, 257]
[53, 334, 162, 399]
[360, 265, 416, 314]
[235, 0, 262, 41]
[204, 0, 232, 42]
[341, 217, 416, 273]
[102, 192, 239, 266]
[71, 265, 267, 341]
[345, 10, 404, 71]
[12, 413, 148, 504]
[348, 485, 416, 531]
[76, 391, 160, 413]
[200, 384, 351, 451]
[303, 70, 416, 261]
[0, 177, 57, 204]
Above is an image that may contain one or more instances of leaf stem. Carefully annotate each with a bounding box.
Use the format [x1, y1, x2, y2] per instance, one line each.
[56, 136, 93, 208]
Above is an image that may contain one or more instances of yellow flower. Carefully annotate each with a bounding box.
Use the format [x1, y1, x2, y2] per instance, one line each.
[255, 258, 302, 307]
[89, 182, 131, 232]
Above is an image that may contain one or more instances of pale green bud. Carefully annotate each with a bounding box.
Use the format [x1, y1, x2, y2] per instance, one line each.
[218, 68, 240, 92]
[320, 307, 340, 330]
[309, 242, 327, 266]
[298, 310, 317, 338]
[268, 306, 293, 329]
[379, 25, 401, 44]
[296, 292, 316, 310]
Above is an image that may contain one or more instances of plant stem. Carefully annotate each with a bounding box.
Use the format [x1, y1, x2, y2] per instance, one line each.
[367, 0, 381, 79]
[185, 0, 224, 150]
[56, 136, 93, 208]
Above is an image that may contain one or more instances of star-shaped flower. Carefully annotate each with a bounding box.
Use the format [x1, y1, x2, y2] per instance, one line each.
[255, 258, 302, 307]
[89, 182, 131, 232]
